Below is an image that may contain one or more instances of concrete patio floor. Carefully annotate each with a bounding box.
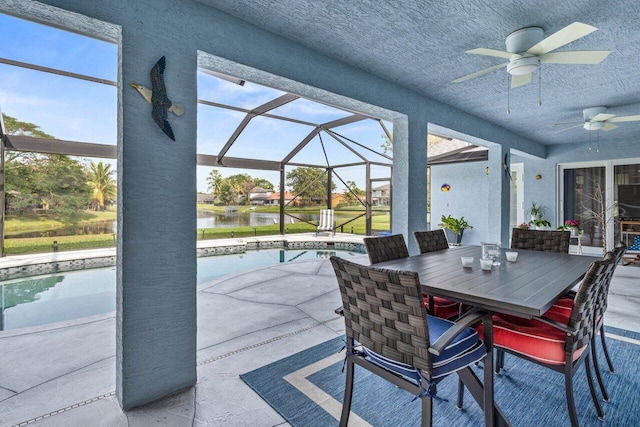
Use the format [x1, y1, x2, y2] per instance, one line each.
[0, 245, 638, 426]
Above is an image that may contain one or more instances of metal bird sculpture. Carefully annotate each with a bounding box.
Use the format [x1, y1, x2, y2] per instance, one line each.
[131, 56, 184, 141]
[503, 153, 512, 181]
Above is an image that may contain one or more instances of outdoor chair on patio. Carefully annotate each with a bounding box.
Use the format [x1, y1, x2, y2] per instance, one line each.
[545, 242, 627, 404]
[330, 256, 489, 427]
[413, 230, 465, 320]
[510, 228, 571, 253]
[363, 233, 409, 264]
[414, 229, 450, 253]
[364, 234, 459, 319]
[465, 254, 616, 427]
[316, 208, 335, 236]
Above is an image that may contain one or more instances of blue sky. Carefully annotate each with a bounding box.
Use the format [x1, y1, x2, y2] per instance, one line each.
[0, 12, 391, 193]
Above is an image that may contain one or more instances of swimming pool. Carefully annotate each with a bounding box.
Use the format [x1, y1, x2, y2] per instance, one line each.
[0, 249, 362, 332]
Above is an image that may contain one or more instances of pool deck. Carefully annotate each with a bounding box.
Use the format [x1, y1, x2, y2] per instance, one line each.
[0, 236, 639, 426]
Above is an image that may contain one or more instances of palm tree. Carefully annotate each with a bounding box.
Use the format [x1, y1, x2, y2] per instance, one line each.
[206, 170, 223, 200]
[87, 161, 116, 211]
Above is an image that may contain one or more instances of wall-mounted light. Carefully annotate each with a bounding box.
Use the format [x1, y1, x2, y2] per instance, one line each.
[535, 174, 542, 180]
[485, 167, 489, 176]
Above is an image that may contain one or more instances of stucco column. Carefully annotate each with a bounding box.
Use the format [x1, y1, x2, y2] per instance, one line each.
[487, 145, 511, 247]
[392, 113, 428, 254]
[117, 42, 197, 408]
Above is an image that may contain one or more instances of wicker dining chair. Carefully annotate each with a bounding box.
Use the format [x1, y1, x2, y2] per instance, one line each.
[364, 234, 459, 319]
[470, 254, 616, 427]
[545, 242, 627, 403]
[414, 229, 450, 253]
[363, 233, 409, 264]
[330, 256, 489, 427]
[413, 230, 465, 320]
[510, 228, 571, 253]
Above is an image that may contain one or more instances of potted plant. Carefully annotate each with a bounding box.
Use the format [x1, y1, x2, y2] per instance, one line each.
[527, 202, 551, 230]
[531, 218, 552, 230]
[557, 219, 581, 237]
[526, 201, 547, 223]
[438, 214, 473, 245]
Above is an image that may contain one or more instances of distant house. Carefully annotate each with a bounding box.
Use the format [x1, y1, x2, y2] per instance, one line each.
[248, 186, 273, 205]
[331, 193, 348, 207]
[266, 191, 295, 206]
[372, 184, 391, 206]
[197, 193, 216, 204]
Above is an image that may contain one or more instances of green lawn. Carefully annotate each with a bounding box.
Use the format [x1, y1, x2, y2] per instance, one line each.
[4, 208, 117, 235]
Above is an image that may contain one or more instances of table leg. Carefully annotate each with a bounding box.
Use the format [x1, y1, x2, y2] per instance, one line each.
[456, 315, 511, 427]
[483, 316, 494, 427]
[457, 368, 511, 427]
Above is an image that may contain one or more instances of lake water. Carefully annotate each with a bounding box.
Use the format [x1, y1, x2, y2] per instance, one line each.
[7, 211, 322, 238]
[196, 211, 319, 228]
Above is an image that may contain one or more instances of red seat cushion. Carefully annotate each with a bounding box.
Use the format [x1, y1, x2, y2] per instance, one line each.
[545, 296, 602, 327]
[544, 297, 573, 323]
[477, 312, 586, 366]
[424, 296, 461, 320]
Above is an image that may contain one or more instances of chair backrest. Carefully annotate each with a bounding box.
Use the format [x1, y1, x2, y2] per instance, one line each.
[597, 242, 627, 317]
[565, 253, 616, 355]
[330, 256, 432, 372]
[613, 241, 628, 267]
[363, 234, 409, 264]
[510, 228, 570, 253]
[414, 229, 449, 254]
[318, 209, 334, 230]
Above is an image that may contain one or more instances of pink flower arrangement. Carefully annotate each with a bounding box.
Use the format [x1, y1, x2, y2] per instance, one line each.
[517, 223, 530, 230]
[564, 219, 580, 229]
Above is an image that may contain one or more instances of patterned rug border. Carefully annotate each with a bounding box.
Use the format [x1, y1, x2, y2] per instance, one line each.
[241, 326, 640, 427]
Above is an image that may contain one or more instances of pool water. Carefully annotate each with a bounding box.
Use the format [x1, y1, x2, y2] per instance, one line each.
[0, 249, 362, 331]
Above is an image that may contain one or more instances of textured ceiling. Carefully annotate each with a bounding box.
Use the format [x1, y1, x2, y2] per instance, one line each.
[198, 0, 640, 146]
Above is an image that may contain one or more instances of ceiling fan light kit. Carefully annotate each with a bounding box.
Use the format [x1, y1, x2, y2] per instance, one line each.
[506, 56, 539, 75]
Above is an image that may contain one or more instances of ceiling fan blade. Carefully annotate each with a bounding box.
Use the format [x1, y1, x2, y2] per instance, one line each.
[452, 63, 508, 83]
[607, 115, 640, 123]
[551, 121, 582, 126]
[555, 123, 584, 132]
[527, 22, 597, 56]
[511, 73, 532, 88]
[591, 113, 616, 122]
[540, 51, 610, 64]
[602, 123, 618, 131]
[467, 48, 518, 59]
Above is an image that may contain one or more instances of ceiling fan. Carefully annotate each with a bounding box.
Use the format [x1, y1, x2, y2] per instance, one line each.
[453, 22, 610, 111]
[556, 107, 640, 132]
[554, 106, 640, 152]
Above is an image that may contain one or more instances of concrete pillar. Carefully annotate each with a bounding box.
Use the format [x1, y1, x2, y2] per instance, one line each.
[487, 145, 511, 247]
[117, 46, 197, 409]
[392, 113, 428, 254]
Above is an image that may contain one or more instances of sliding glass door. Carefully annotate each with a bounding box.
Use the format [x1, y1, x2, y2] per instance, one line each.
[561, 166, 606, 250]
[560, 159, 640, 254]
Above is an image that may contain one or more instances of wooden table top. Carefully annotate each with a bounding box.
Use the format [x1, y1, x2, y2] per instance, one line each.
[376, 246, 596, 318]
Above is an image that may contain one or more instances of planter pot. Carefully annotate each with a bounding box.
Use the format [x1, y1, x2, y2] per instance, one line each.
[444, 228, 464, 245]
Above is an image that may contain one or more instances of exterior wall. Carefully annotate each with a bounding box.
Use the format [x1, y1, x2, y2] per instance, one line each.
[2, 0, 544, 410]
[431, 161, 488, 246]
[514, 139, 640, 230]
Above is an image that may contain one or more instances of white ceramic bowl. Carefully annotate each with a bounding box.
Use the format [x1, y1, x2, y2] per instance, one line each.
[480, 258, 493, 270]
[506, 251, 518, 262]
[461, 256, 474, 267]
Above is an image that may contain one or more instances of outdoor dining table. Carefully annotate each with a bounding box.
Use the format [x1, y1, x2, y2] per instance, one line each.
[375, 245, 596, 427]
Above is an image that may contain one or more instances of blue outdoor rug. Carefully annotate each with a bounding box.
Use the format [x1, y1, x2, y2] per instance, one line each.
[241, 327, 640, 426]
